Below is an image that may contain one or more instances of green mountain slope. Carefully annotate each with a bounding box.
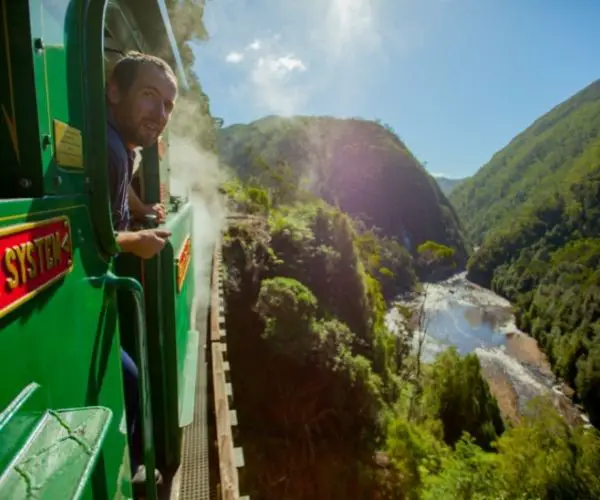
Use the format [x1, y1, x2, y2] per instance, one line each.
[450, 79, 600, 244]
[453, 79, 600, 426]
[218, 115, 469, 266]
[433, 175, 467, 195]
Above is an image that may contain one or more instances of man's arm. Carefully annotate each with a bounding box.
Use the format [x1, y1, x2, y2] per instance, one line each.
[128, 185, 146, 218]
[115, 230, 141, 254]
[116, 229, 172, 259]
[128, 185, 166, 223]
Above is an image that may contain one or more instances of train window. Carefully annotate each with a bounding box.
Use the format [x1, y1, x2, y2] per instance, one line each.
[103, 29, 123, 81]
[103, 1, 146, 84]
[103, 1, 150, 207]
[104, 1, 147, 55]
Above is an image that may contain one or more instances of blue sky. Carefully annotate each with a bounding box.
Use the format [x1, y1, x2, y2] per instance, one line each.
[191, 0, 600, 178]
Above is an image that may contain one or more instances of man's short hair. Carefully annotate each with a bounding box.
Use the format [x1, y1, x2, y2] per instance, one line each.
[110, 51, 177, 96]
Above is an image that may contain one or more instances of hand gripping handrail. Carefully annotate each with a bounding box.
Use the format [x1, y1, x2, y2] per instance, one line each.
[101, 272, 157, 500]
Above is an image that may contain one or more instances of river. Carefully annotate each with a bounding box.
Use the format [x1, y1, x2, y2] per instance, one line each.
[387, 272, 588, 426]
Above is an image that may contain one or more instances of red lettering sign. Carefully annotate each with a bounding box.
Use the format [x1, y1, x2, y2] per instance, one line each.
[0, 216, 73, 319]
[176, 236, 192, 293]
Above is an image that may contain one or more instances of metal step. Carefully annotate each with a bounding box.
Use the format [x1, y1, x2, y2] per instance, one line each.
[0, 400, 112, 499]
[177, 324, 210, 500]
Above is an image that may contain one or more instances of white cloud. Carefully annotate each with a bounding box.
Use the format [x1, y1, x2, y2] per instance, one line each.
[221, 31, 311, 115]
[225, 51, 244, 63]
[255, 55, 306, 76]
[204, 0, 437, 116]
[249, 55, 308, 115]
[246, 39, 262, 51]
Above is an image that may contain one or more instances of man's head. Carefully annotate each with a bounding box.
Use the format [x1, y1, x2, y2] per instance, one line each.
[107, 51, 178, 149]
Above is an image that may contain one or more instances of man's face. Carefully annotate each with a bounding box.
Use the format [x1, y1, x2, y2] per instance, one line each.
[109, 64, 177, 148]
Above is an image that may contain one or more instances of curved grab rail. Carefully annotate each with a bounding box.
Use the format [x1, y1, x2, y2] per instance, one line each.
[101, 272, 157, 500]
[79, 0, 121, 257]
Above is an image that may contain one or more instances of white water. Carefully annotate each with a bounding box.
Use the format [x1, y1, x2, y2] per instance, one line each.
[389, 273, 586, 423]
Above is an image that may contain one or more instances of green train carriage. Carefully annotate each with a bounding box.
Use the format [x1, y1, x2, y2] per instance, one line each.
[0, 1, 213, 498]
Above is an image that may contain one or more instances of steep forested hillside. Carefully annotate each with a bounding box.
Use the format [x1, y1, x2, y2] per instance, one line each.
[433, 175, 466, 195]
[452, 79, 600, 426]
[222, 187, 600, 499]
[218, 116, 469, 267]
[450, 79, 600, 244]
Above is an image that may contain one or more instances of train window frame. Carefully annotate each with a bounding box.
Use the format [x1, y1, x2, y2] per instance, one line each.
[105, 1, 147, 54]
[80, 0, 149, 257]
[82, 0, 188, 257]
[103, 1, 151, 216]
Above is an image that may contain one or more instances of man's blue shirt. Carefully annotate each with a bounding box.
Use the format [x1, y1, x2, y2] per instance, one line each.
[106, 112, 135, 231]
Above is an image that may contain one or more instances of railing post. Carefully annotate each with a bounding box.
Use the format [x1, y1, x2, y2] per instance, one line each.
[103, 272, 158, 500]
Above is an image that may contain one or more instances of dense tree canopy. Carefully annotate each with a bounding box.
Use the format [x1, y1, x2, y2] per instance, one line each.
[221, 177, 600, 498]
[464, 138, 600, 426]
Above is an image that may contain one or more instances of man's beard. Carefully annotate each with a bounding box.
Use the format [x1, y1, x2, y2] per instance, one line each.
[124, 119, 158, 148]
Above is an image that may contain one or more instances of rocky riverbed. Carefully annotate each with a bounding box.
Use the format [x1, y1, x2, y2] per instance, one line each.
[387, 272, 588, 427]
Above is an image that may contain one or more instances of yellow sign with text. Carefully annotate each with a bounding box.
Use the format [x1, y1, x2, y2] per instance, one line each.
[53, 119, 83, 168]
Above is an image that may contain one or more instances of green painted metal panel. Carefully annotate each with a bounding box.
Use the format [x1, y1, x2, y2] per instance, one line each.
[162, 203, 195, 423]
[179, 328, 200, 427]
[0, 384, 46, 475]
[0, 197, 132, 499]
[38, 0, 88, 195]
[0, 405, 112, 498]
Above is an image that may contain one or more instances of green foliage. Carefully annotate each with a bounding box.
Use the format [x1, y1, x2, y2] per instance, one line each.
[221, 177, 271, 214]
[423, 436, 499, 500]
[267, 203, 378, 355]
[355, 222, 417, 299]
[222, 200, 403, 495]
[386, 418, 447, 497]
[416, 240, 457, 279]
[256, 277, 318, 353]
[246, 187, 271, 213]
[493, 398, 600, 499]
[386, 396, 600, 499]
[420, 348, 504, 449]
[417, 241, 456, 260]
[164, 1, 219, 152]
[225, 212, 600, 498]
[466, 166, 600, 425]
[247, 156, 306, 206]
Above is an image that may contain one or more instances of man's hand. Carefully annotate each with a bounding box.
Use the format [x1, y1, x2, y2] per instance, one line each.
[144, 203, 166, 223]
[128, 186, 166, 223]
[117, 229, 172, 259]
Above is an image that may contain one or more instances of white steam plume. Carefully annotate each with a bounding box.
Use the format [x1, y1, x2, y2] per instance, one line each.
[168, 95, 229, 324]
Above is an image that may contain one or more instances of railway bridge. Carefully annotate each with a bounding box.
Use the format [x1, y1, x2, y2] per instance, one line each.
[177, 214, 257, 500]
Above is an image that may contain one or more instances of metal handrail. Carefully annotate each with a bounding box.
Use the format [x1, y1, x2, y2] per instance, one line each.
[104, 272, 157, 500]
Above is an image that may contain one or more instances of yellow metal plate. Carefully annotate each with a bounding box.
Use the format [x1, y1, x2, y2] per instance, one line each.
[53, 119, 83, 168]
[176, 236, 192, 293]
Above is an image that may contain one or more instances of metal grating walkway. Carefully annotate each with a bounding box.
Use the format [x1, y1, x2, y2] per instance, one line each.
[178, 317, 210, 500]
[175, 237, 248, 500]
